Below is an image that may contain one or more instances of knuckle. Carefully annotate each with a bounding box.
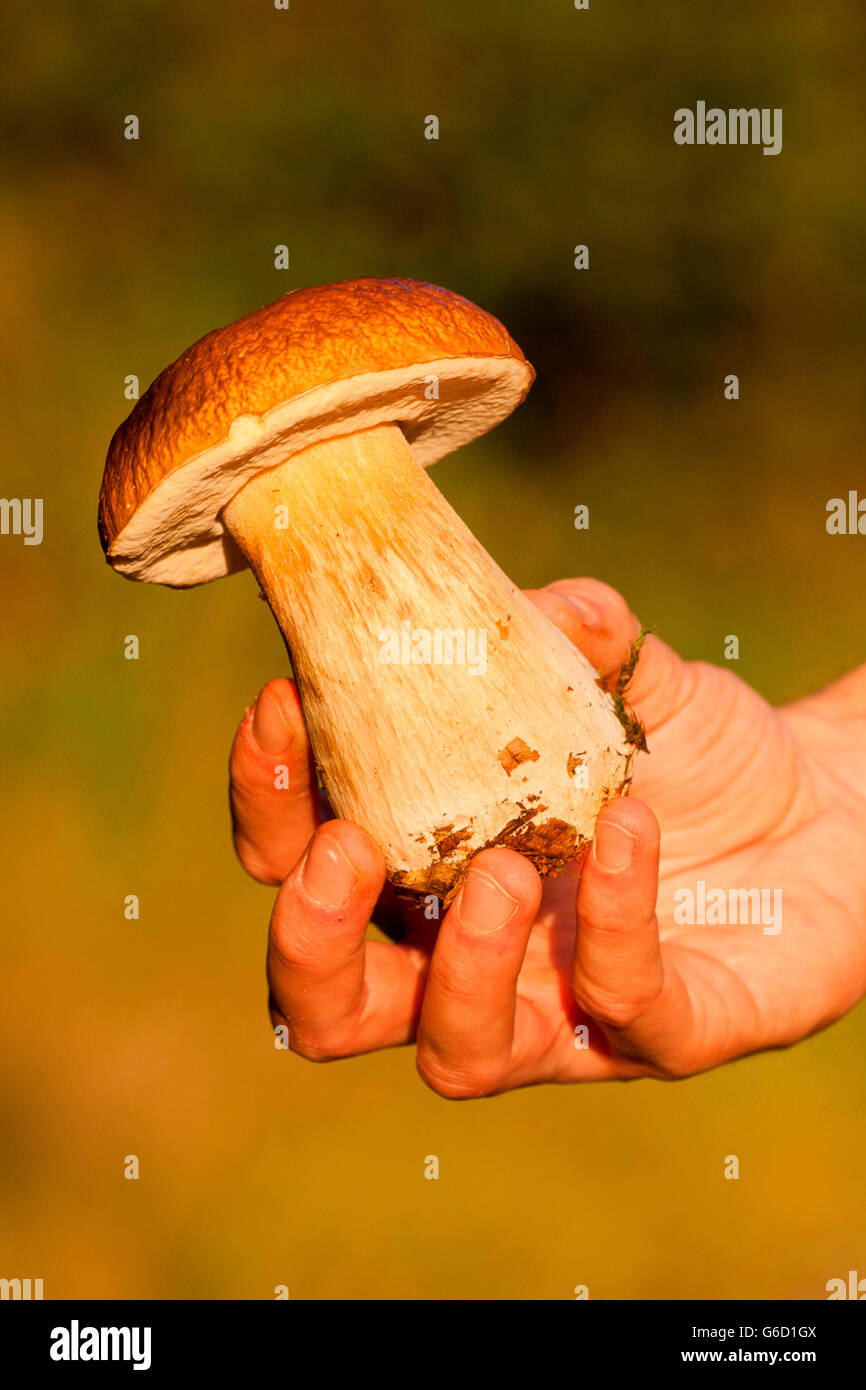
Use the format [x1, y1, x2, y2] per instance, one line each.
[240, 853, 281, 887]
[573, 982, 656, 1030]
[653, 1055, 697, 1081]
[268, 929, 315, 974]
[416, 1051, 503, 1101]
[292, 1037, 338, 1063]
[228, 752, 260, 806]
[289, 1029, 355, 1063]
[268, 906, 355, 973]
[269, 1001, 357, 1064]
[234, 833, 282, 886]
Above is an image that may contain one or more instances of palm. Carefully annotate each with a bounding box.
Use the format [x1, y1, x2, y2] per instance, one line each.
[520, 651, 863, 1080]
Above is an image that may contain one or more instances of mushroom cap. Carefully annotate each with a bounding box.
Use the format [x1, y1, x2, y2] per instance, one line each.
[99, 277, 534, 587]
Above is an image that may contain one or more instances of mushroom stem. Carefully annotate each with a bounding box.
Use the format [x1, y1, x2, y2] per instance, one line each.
[222, 422, 631, 901]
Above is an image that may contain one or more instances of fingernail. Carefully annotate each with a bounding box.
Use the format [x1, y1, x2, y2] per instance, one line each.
[594, 821, 637, 871]
[460, 868, 519, 934]
[549, 590, 599, 629]
[253, 691, 291, 754]
[301, 832, 359, 908]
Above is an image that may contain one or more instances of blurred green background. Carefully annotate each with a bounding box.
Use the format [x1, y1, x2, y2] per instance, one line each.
[1, 0, 864, 1299]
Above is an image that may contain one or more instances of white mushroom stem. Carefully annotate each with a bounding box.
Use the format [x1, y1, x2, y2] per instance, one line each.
[222, 423, 633, 901]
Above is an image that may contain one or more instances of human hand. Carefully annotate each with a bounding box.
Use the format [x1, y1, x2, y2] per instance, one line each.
[229, 579, 866, 1096]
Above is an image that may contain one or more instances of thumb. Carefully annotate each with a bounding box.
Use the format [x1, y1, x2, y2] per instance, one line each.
[526, 577, 693, 736]
[526, 577, 640, 686]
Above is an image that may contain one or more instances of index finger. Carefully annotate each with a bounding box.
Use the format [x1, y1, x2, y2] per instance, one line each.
[230, 677, 322, 884]
[268, 820, 428, 1059]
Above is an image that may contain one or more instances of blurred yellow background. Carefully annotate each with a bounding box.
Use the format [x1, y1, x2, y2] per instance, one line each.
[1, 0, 864, 1299]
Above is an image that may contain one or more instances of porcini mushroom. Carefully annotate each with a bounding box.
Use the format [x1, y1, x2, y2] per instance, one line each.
[99, 277, 637, 902]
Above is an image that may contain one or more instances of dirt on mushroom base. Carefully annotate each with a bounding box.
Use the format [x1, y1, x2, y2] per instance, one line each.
[497, 736, 540, 776]
[390, 648, 648, 909]
[392, 768, 635, 909]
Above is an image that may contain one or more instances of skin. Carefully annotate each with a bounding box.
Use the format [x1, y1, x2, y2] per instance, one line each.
[229, 577, 866, 1098]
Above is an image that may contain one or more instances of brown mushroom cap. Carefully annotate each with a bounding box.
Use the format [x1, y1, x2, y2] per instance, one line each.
[98, 277, 534, 587]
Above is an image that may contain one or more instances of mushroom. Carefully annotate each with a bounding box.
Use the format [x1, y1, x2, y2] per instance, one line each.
[99, 277, 637, 902]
